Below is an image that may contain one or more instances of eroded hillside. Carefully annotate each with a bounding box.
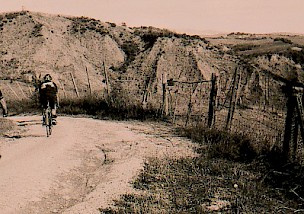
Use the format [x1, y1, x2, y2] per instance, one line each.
[0, 11, 303, 110]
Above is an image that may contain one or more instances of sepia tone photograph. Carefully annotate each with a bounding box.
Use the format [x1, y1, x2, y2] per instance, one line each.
[0, 0, 303, 213]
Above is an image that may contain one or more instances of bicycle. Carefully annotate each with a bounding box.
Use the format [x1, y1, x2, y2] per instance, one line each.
[42, 101, 53, 137]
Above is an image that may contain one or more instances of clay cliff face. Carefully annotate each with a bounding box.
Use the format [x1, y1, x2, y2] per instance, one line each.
[0, 11, 303, 109]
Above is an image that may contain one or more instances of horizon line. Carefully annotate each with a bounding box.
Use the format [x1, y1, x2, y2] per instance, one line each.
[1, 9, 304, 37]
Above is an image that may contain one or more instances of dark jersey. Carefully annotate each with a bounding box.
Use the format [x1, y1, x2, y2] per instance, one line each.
[39, 81, 58, 109]
[40, 81, 57, 97]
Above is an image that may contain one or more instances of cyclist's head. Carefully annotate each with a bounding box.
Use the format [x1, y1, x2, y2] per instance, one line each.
[43, 74, 52, 82]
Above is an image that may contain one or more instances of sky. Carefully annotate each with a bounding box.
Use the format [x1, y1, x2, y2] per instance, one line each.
[0, 0, 303, 35]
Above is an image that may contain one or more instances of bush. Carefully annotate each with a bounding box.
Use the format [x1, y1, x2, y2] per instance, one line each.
[284, 48, 304, 67]
[31, 23, 43, 37]
[274, 37, 293, 44]
[120, 40, 140, 69]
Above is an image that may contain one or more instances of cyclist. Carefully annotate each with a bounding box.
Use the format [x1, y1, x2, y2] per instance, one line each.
[39, 74, 58, 125]
[0, 88, 8, 117]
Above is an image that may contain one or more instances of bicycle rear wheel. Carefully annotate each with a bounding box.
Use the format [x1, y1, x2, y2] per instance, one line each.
[45, 109, 52, 137]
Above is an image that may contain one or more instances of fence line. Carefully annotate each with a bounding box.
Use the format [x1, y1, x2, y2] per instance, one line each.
[2, 65, 303, 163]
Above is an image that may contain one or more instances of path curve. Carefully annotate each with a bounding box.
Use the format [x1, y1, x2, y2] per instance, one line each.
[0, 115, 196, 214]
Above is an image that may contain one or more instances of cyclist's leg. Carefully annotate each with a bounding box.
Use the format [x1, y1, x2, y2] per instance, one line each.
[49, 98, 57, 125]
[41, 97, 48, 125]
[0, 98, 7, 117]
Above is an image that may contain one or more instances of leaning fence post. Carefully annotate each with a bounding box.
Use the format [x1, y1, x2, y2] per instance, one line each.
[57, 79, 67, 99]
[85, 66, 92, 96]
[7, 83, 20, 99]
[225, 66, 241, 130]
[162, 72, 168, 117]
[295, 92, 304, 143]
[208, 73, 217, 128]
[17, 81, 27, 99]
[70, 72, 79, 97]
[103, 60, 110, 98]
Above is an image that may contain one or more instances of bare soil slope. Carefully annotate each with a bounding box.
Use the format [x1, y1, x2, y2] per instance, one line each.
[0, 116, 196, 214]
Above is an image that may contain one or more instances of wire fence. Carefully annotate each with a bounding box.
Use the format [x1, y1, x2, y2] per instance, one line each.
[1, 67, 303, 163]
[162, 70, 304, 163]
[166, 80, 212, 126]
[215, 73, 288, 144]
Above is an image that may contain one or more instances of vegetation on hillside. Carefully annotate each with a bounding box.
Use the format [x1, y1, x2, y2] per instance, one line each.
[67, 16, 109, 36]
[284, 48, 304, 68]
[133, 26, 209, 50]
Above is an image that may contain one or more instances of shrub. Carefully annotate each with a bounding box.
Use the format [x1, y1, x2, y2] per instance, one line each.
[274, 37, 293, 44]
[120, 40, 140, 67]
[284, 48, 304, 67]
[179, 125, 259, 162]
[31, 23, 43, 37]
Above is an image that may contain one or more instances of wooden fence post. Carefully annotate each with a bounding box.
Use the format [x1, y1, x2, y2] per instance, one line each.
[208, 73, 217, 128]
[17, 81, 27, 99]
[296, 92, 304, 142]
[70, 72, 79, 97]
[226, 66, 241, 130]
[57, 79, 67, 99]
[7, 83, 20, 99]
[283, 84, 295, 161]
[172, 84, 181, 125]
[103, 60, 110, 98]
[162, 72, 168, 116]
[185, 83, 198, 127]
[85, 66, 92, 95]
[281, 84, 304, 162]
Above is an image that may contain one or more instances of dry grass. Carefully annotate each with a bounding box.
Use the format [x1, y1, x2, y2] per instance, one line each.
[99, 126, 304, 214]
[100, 157, 303, 213]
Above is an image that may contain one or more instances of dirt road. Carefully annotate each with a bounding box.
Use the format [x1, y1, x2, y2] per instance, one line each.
[0, 115, 195, 214]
